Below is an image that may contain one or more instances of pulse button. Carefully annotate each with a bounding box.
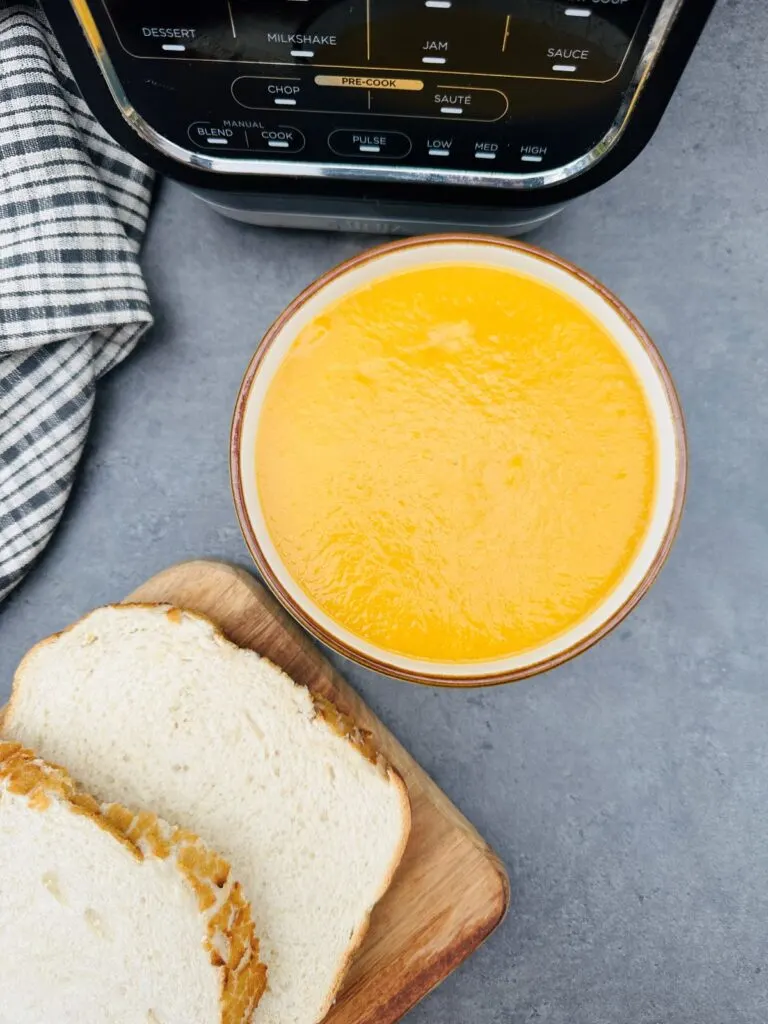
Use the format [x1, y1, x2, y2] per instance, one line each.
[328, 129, 412, 159]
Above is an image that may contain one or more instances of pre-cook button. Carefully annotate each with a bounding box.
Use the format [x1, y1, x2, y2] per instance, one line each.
[327, 129, 412, 159]
[248, 125, 306, 153]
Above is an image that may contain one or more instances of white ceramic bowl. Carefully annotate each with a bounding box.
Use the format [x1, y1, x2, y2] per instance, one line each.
[231, 235, 687, 686]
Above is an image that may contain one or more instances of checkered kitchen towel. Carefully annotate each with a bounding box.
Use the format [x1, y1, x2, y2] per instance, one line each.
[0, 3, 154, 602]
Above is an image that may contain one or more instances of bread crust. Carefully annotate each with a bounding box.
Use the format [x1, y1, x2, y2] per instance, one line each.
[5, 600, 412, 1023]
[0, 741, 267, 1024]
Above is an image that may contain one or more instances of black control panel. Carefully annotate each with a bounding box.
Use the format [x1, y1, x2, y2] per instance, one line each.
[84, 0, 664, 177]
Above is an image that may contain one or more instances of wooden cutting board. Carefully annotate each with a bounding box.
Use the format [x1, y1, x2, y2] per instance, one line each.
[128, 560, 509, 1024]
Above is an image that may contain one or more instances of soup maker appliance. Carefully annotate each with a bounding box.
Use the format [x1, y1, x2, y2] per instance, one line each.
[42, 0, 715, 233]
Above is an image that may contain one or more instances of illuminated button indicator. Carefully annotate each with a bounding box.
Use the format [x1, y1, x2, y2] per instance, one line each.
[520, 144, 547, 162]
[552, 64, 577, 72]
[422, 38, 449, 64]
[425, 1, 452, 6]
[244, 124, 306, 154]
[274, 98, 296, 105]
[187, 121, 247, 149]
[440, 106, 463, 115]
[315, 75, 423, 91]
[161, 43, 186, 51]
[427, 137, 453, 157]
[328, 129, 412, 159]
[291, 49, 314, 57]
[474, 141, 498, 161]
[564, 7, 591, 15]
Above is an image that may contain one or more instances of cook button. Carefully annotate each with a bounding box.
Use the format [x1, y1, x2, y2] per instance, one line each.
[328, 129, 412, 159]
[247, 124, 306, 153]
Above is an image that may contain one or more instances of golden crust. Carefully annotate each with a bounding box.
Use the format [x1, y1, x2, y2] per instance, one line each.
[5, 599, 413, 1021]
[0, 743, 267, 1024]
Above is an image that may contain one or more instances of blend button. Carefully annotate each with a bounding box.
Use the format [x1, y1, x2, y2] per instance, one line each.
[328, 129, 412, 159]
[187, 121, 248, 149]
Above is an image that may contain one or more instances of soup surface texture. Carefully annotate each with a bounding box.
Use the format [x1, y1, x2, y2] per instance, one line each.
[256, 263, 657, 663]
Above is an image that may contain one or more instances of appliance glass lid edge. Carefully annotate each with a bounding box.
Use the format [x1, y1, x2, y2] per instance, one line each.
[70, 0, 686, 192]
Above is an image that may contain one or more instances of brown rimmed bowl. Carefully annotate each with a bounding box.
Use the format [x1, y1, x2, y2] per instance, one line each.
[231, 234, 687, 687]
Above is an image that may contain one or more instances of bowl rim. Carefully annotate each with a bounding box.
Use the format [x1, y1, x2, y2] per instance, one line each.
[230, 233, 688, 687]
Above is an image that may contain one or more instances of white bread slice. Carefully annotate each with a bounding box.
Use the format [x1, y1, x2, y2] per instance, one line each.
[0, 741, 266, 1024]
[5, 604, 411, 1024]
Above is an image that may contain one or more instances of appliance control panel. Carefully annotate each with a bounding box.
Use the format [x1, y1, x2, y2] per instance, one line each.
[84, 0, 666, 180]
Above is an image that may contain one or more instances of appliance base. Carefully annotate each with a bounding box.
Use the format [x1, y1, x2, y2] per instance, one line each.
[191, 189, 565, 236]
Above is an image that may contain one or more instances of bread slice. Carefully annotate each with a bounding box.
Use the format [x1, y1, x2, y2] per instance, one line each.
[0, 741, 266, 1024]
[5, 604, 411, 1024]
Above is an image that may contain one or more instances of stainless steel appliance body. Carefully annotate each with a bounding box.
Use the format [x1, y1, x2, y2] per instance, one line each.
[43, 0, 714, 233]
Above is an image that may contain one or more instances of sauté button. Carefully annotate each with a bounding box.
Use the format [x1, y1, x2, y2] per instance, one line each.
[328, 129, 412, 159]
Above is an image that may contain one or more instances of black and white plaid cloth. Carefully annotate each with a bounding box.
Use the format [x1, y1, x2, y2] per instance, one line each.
[0, 3, 154, 602]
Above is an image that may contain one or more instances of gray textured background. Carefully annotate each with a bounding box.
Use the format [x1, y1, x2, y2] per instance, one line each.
[2, 2, 767, 1021]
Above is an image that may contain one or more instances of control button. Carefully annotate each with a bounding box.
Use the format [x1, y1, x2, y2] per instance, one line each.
[233, 75, 370, 115]
[328, 129, 412, 159]
[554, 1, 648, 36]
[427, 85, 507, 121]
[370, 2, 470, 71]
[504, 11, 635, 82]
[232, 76, 303, 109]
[372, 84, 507, 122]
[519, 143, 549, 165]
[228, 0, 367, 65]
[103, 0, 239, 60]
[187, 121, 248, 149]
[247, 123, 305, 154]
[473, 140, 499, 161]
[426, 135, 455, 158]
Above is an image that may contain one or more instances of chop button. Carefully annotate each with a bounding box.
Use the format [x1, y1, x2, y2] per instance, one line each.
[328, 129, 412, 159]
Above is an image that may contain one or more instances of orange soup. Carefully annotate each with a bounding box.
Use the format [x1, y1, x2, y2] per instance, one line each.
[256, 264, 657, 663]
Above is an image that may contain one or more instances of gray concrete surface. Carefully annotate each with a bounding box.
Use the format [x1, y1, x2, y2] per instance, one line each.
[2, 2, 767, 1021]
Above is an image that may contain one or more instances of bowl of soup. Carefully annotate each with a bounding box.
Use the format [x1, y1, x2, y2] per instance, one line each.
[231, 235, 686, 685]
